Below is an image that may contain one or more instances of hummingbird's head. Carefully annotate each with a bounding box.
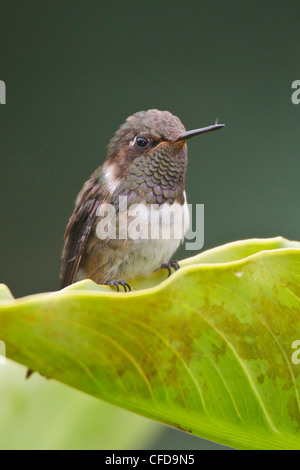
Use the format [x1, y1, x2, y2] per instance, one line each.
[106, 109, 186, 162]
[103, 109, 189, 196]
[103, 109, 224, 201]
[106, 109, 224, 165]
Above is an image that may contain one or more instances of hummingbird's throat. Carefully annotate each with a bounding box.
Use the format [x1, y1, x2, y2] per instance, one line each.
[104, 144, 187, 205]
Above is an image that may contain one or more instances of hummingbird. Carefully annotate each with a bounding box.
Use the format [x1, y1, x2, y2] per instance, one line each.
[26, 110, 224, 379]
[60, 109, 224, 292]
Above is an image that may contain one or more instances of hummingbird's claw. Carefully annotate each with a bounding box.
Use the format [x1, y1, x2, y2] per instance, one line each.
[105, 280, 131, 292]
[120, 281, 132, 292]
[160, 260, 180, 277]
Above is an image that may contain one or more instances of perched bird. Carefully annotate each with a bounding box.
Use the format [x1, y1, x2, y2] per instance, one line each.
[60, 109, 224, 292]
[26, 110, 224, 379]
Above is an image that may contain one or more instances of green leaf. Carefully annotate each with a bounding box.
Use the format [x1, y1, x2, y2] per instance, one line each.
[0, 360, 161, 450]
[0, 237, 300, 450]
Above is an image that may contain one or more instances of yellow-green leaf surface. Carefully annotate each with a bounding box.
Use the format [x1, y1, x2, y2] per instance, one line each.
[0, 237, 300, 449]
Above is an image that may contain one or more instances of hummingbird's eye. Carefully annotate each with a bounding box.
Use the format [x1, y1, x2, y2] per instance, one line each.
[135, 136, 149, 149]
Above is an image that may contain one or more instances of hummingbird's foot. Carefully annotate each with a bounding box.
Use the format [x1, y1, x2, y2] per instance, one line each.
[105, 280, 132, 292]
[160, 260, 180, 277]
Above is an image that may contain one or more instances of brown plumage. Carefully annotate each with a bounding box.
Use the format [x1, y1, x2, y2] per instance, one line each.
[60, 109, 224, 289]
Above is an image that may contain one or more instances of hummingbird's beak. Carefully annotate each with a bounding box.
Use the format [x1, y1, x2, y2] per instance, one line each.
[175, 123, 225, 142]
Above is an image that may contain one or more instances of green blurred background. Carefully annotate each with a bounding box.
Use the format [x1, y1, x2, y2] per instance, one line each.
[0, 0, 299, 450]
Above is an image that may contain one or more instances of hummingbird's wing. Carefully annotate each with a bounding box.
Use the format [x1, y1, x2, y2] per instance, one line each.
[60, 173, 108, 289]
